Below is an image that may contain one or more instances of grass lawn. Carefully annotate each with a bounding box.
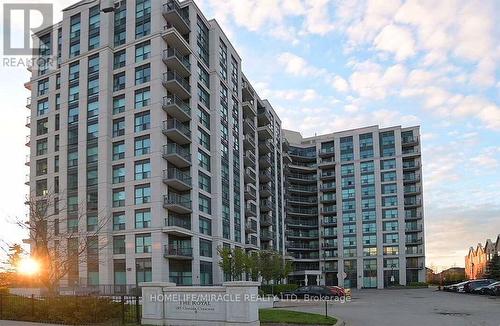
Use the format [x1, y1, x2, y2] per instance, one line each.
[259, 309, 337, 325]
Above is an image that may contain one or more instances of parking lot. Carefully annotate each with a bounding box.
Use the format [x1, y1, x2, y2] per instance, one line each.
[276, 287, 500, 326]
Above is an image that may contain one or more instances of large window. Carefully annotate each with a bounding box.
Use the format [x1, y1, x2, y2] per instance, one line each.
[199, 239, 212, 257]
[134, 135, 150, 156]
[135, 234, 152, 253]
[114, 1, 127, 46]
[113, 95, 125, 114]
[198, 171, 211, 192]
[134, 184, 151, 204]
[135, 159, 151, 180]
[113, 141, 125, 160]
[113, 212, 126, 230]
[113, 72, 125, 91]
[135, 64, 150, 85]
[113, 235, 125, 254]
[199, 194, 211, 214]
[136, 258, 152, 283]
[135, 87, 150, 108]
[113, 50, 126, 69]
[135, 41, 150, 62]
[112, 188, 125, 207]
[135, 111, 150, 132]
[135, 209, 151, 228]
[199, 217, 211, 235]
[198, 150, 210, 171]
[112, 164, 125, 184]
[135, 0, 151, 38]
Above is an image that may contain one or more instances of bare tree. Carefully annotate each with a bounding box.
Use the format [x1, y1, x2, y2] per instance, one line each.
[18, 190, 111, 295]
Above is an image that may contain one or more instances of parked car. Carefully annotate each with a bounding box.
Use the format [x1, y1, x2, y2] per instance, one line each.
[282, 285, 346, 299]
[443, 281, 468, 292]
[476, 281, 500, 295]
[463, 279, 496, 293]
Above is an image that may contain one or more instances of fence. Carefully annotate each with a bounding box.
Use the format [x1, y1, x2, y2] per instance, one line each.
[0, 294, 141, 325]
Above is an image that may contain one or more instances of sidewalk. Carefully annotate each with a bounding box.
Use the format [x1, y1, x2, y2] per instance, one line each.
[0, 321, 61, 326]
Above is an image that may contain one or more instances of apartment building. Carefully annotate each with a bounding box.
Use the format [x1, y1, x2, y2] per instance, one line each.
[26, 0, 424, 291]
[25, 0, 284, 288]
[282, 126, 425, 288]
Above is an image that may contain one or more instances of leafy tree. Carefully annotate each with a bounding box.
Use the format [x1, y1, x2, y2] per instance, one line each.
[485, 253, 500, 280]
[245, 251, 260, 281]
[217, 247, 233, 280]
[233, 247, 247, 280]
[259, 251, 275, 284]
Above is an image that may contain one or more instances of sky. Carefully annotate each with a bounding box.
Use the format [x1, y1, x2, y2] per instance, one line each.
[0, 0, 499, 272]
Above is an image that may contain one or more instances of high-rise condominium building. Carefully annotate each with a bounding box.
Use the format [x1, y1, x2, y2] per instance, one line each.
[283, 126, 425, 288]
[25, 0, 423, 290]
[26, 0, 284, 288]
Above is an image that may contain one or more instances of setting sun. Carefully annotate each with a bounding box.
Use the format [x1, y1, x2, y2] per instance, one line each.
[17, 257, 40, 276]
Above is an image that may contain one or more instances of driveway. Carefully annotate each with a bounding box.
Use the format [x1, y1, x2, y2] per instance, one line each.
[275, 287, 500, 326]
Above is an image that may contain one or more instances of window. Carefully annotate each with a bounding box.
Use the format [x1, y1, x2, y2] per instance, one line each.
[113, 50, 126, 69]
[135, 234, 152, 253]
[200, 239, 212, 257]
[134, 135, 150, 156]
[67, 150, 78, 167]
[113, 118, 125, 137]
[135, 41, 150, 62]
[382, 183, 397, 194]
[113, 212, 126, 230]
[198, 150, 210, 171]
[198, 85, 210, 108]
[88, 54, 99, 74]
[36, 139, 48, 155]
[136, 258, 152, 283]
[381, 159, 396, 170]
[113, 95, 125, 114]
[384, 233, 399, 244]
[35, 179, 47, 196]
[360, 161, 374, 173]
[87, 168, 98, 186]
[383, 221, 399, 231]
[383, 246, 399, 256]
[113, 72, 125, 91]
[114, 259, 126, 284]
[383, 209, 398, 219]
[135, 64, 150, 85]
[199, 194, 211, 214]
[36, 118, 48, 135]
[112, 188, 125, 207]
[200, 261, 212, 285]
[87, 214, 98, 232]
[36, 159, 47, 176]
[87, 121, 98, 139]
[382, 196, 398, 207]
[382, 171, 396, 182]
[113, 141, 125, 160]
[69, 14, 81, 57]
[37, 79, 49, 96]
[199, 217, 211, 235]
[198, 63, 209, 88]
[198, 106, 210, 129]
[69, 61, 80, 81]
[134, 111, 150, 132]
[135, 159, 151, 180]
[88, 5, 100, 49]
[135, 0, 151, 38]
[37, 99, 49, 116]
[114, 1, 127, 46]
[362, 235, 377, 246]
[87, 77, 99, 97]
[135, 87, 150, 108]
[113, 236, 126, 254]
[112, 164, 125, 184]
[361, 173, 375, 185]
[198, 171, 211, 192]
[134, 184, 151, 204]
[135, 209, 151, 228]
[55, 94, 61, 110]
[198, 128, 210, 150]
[68, 85, 79, 104]
[87, 100, 99, 119]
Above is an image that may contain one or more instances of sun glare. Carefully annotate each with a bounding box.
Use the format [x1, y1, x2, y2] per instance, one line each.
[17, 257, 40, 276]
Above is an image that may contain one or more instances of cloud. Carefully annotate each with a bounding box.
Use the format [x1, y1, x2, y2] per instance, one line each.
[331, 76, 349, 92]
[349, 61, 407, 99]
[374, 24, 416, 61]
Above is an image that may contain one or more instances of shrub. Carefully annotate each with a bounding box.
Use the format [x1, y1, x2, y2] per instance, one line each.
[408, 282, 428, 287]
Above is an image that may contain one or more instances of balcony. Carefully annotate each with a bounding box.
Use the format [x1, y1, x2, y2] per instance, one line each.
[320, 195, 336, 204]
[240, 184, 254, 201]
[26, 97, 31, 109]
[321, 230, 338, 238]
[162, 119, 191, 145]
[25, 135, 30, 147]
[244, 167, 256, 183]
[162, 48, 191, 77]
[321, 217, 337, 226]
[261, 230, 274, 241]
[321, 241, 338, 249]
[259, 183, 272, 197]
[288, 207, 318, 216]
[162, 94, 191, 122]
[259, 170, 273, 183]
[320, 206, 337, 215]
[259, 153, 272, 168]
[242, 80, 255, 100]
[405, 224, 423, 232]
[318, 148, 335, 158]
[405, 237, 423, 245]
[260, 214, 273, 226]
[405, 247, 424, 255]
[244, 150, 256, 166]
[162, 71, 191, 100]
[404, 198, 422, 208]
[258, 139, 272, 154]
[406, 262, 424, 270]
[25, 155, 30, 166]
[283, 152, 292, 164]
[162, 0, 190, 35]
[287, 242, 319, 250]
[163, 193, 192, 214]
[288, 196, 317, 205]
[405, 211, 423, 220]
[287, 219, 318, 228]
[318, 157, 335, 168]
[403, 161, 420, 171]
[288, 173, 316, 183]
[260, 199, 272, 212]
[402, 136, 419, 146]
[288, 184, 317, 194]
[245, 220, 258, 233]
[25, 116, 31, 128]
[163, 214, 192, 236]
[403, 173, 421, 184]
[287, 230, 318, 239]
[320, 171, 336, 180]
[322, 265, 338, 272]
[243, 118, 256, 133]
[257, 124, 273, 140]
[245, 236, 258, 249]
[404, 186, 421, 195]
[164, 245, 193, 260]
[163, 167, 192, 191]
[245, 202, 257, 217]
[257, 108, 272, 125]
[320, 183, 336, 192]
[162, 25, 190, 56]
[242, 100, 256, 117]
[243, 134, 255, 150]
[162, 143, 191, 168]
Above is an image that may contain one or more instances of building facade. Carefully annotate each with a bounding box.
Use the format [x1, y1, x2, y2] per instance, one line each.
[26, 0, 424, 290]
[283, 126, 425, 288]
[26, 0, 284, 288]
[465, 235, 500, 280]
